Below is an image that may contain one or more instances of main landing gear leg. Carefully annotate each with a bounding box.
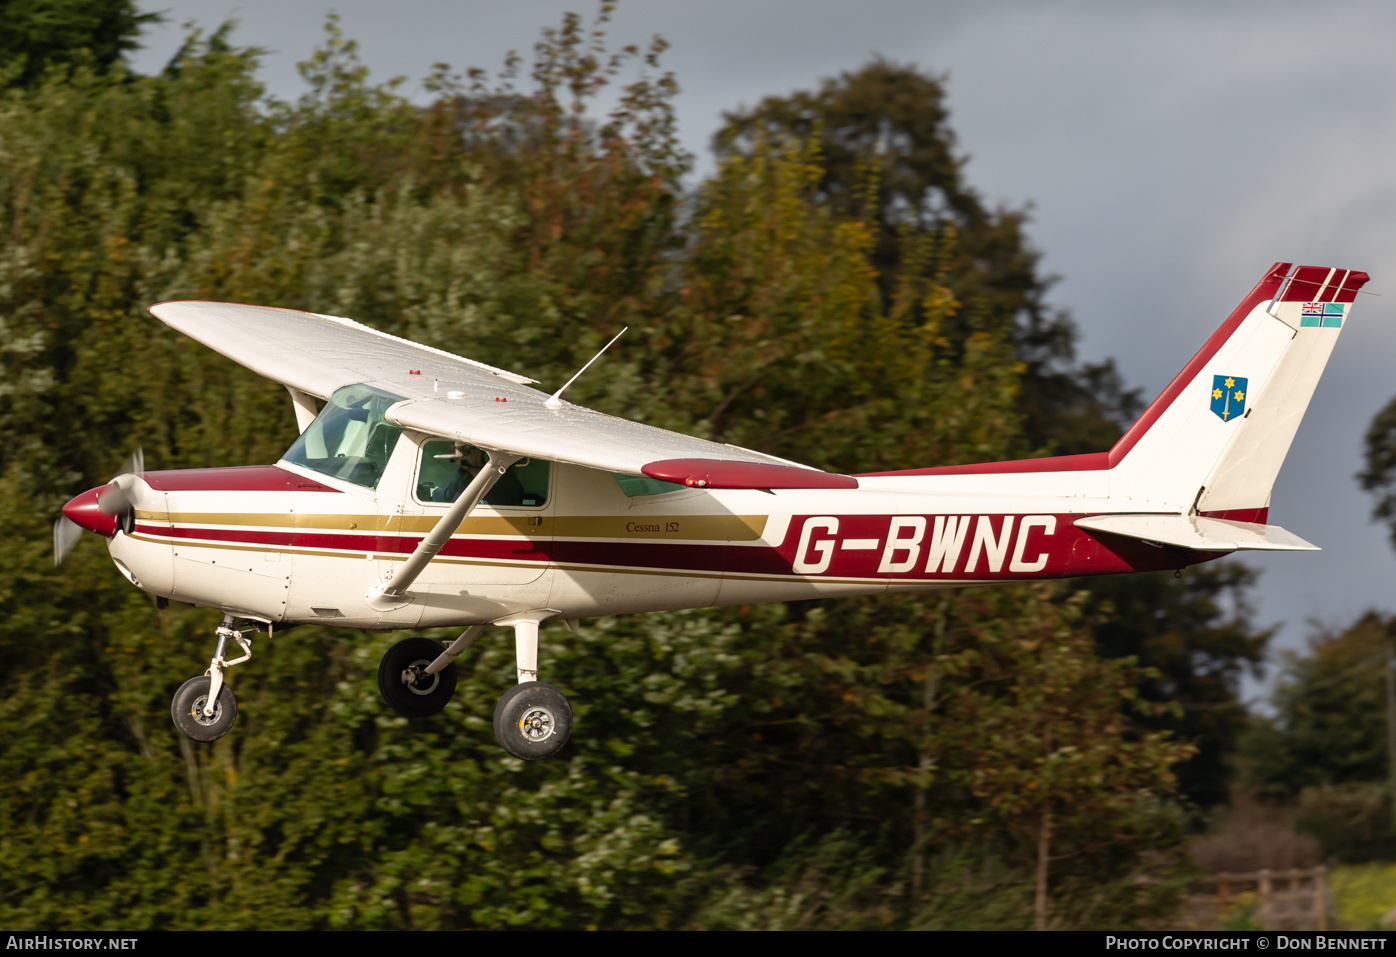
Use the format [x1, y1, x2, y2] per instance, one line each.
[492, 617, 572, 761]
[376, 626, 483, 718]
[171, 614, 252, 742]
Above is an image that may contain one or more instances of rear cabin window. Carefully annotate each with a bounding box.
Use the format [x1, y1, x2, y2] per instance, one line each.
[417, 440, 550, 508]
[614, 474, 686, 496]
[282, 384, 404, 490]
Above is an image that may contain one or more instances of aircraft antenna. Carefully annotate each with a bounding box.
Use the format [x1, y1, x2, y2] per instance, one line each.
[544, 327, 627, 410]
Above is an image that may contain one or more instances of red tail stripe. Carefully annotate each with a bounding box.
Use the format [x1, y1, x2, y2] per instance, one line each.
[1318, 270, 1344, 304]
[1335, 269, 1371, 304]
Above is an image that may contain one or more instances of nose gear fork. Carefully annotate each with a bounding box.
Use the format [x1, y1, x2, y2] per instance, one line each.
[203, 614, 254, 718]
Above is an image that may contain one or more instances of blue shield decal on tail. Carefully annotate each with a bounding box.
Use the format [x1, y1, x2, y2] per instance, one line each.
[1210, 375, 1247, 423]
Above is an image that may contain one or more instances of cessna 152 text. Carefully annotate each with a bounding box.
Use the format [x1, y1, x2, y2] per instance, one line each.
[52, 262, 1367, 759]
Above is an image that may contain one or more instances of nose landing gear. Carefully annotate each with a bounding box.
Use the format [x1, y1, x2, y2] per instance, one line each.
[171, 614, 255, 742]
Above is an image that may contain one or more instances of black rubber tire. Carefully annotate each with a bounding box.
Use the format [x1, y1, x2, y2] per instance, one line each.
[171, 676, 237, 742]
[378, 637, 458, 718]
[493, 681, 572, 761]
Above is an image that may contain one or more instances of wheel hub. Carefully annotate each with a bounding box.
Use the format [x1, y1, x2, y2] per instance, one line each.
[189, 695, 222, 727]
[402, 661, 440, 696]
[517, 705, 556, 742]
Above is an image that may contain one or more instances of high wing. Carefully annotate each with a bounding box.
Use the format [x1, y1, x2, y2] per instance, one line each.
[148, 301, 856, 489]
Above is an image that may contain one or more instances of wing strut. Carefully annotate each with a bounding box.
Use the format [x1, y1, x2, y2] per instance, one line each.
[366, 450, 521, 610]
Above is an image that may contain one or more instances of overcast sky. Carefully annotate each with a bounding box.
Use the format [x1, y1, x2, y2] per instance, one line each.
[130, 0, 1396, 700]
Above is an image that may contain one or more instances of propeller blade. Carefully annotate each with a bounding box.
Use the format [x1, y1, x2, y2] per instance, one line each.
[112, 448, 144, 482]
[53, 516, 84, 566]
[97, 448, 145, 516]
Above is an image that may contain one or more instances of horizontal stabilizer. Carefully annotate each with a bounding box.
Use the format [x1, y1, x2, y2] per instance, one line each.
[1074, 513, 1319, 552]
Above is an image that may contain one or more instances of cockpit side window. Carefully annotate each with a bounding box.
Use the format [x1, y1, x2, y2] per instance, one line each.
[282, 384, 404, 490]
[417, 440, 550, 508]
[614, 474, 686, 496]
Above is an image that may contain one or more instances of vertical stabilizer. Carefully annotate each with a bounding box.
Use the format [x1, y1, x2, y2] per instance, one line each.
[1107, 263, 1368, 513]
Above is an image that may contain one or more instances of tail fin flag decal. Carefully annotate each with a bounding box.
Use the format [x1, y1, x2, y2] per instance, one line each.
[1300, 302, 1346, 328]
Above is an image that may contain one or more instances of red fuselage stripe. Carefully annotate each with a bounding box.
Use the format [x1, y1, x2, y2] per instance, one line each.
[137, 512, 1199, 581]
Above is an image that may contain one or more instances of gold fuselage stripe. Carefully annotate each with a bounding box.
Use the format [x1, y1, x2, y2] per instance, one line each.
[136, 511, 768, 541]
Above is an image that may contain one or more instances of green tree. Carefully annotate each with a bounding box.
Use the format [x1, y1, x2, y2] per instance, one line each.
[940, 587, 1194, 930]
[713, 59, 1144, 457]
[1243, 613, 1394, 798]
[1087, 564, 1272, 809]
[1360, 397, 1396, 549]
[0, 0, 159, 87]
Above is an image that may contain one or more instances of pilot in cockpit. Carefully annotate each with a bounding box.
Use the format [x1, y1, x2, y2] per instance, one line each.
[439, 442, 526, 505]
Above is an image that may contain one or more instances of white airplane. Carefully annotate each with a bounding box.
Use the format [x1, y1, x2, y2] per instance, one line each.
[52, 262, 1366, 759]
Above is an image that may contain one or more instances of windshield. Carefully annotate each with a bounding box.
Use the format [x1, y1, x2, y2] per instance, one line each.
[282, 384, 404, 490]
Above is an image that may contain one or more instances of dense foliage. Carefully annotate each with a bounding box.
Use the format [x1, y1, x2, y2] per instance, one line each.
[1238, 614, 1396, 864]
[1087, 565, 1271, 809]
[0, 5, 1265, 929]
[1243, 613, 1395, 798]
[714, 61, 1143, 458]
[0, 0, 157, 88]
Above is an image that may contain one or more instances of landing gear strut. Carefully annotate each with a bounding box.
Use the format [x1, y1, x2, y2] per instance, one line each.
[171, 614, 253, 742]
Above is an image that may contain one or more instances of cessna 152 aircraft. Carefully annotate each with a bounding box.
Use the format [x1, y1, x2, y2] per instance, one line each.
[52, 261, 1367, 759]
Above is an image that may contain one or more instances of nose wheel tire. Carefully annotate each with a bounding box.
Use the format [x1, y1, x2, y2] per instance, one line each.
[171, 676, 237, 742]
[493, 681, 572, 761]
[378, 636, 458, 718]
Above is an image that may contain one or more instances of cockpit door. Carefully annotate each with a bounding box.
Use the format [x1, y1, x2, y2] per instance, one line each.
[403, 436, 554, 586]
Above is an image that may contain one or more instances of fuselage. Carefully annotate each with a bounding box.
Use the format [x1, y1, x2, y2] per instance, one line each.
[95, 430, 1196, 630]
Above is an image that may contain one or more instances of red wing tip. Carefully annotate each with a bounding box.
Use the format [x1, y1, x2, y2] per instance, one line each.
[642, 458, 858, 490]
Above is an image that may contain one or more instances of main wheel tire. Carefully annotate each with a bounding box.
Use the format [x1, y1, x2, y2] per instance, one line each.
[171, 676, 237, 742]
[493, 681, 572, 761]
[378, 637, 458, 718]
